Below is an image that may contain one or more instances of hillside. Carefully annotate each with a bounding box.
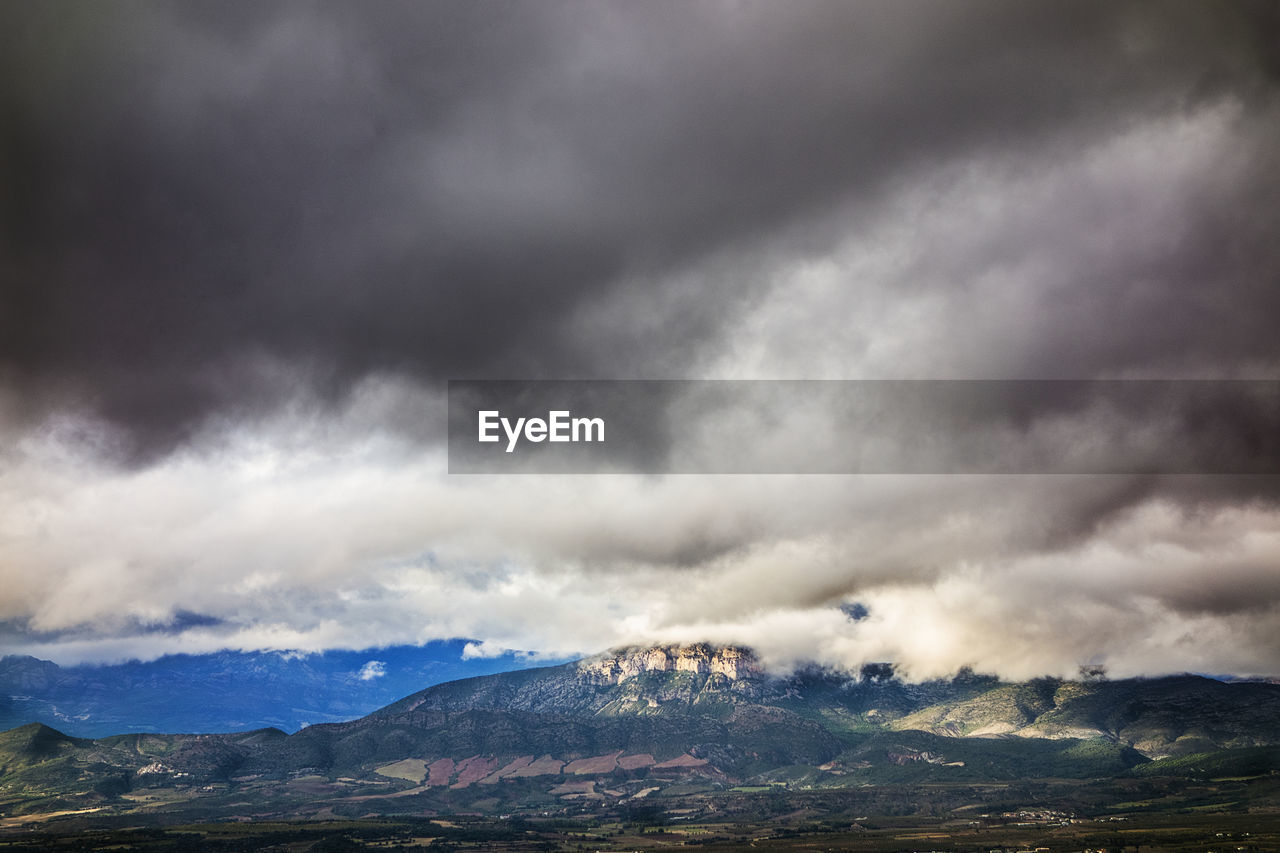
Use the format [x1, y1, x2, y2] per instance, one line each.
[1, 645, 1278, 823]
[891, 674, 1280, 757]
[0, 644, 551, 737]
[377, 646, 1279, 759]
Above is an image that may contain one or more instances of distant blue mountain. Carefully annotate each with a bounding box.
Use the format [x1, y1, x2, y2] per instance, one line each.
[0, 642, 561, 737]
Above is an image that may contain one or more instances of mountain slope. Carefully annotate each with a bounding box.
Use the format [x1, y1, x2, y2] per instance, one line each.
[1, 645, 1278, 822]
[379, 646, 1280, 758]
[0, 644, 556, 737]
[891, 674, 1280, 757]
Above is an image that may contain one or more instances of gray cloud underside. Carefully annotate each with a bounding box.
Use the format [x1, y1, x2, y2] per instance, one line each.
[2, 1, 1280, 676]
[4, 0, 1279, 450]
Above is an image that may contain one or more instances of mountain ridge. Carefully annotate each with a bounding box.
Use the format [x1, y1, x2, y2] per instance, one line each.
[2, 644, 1278, 823]
[0, 644, 557, 737]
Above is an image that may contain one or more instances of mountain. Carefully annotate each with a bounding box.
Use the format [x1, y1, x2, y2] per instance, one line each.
[374, 645, 1278, 760]
[0, 721, 286, 801]
[889, 674, 1280, 756]
[1, 644, 1278, 824]
[0, 643, 559, 737]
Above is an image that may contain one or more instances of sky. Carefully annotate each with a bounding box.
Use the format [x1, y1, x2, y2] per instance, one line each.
[2, 0, 1280, 679]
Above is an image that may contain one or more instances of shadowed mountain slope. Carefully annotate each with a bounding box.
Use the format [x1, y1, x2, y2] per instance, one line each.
[1, 646, 1278, 822]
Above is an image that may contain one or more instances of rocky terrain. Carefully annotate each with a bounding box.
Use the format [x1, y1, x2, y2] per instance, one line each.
[1, 645, 1278, 824]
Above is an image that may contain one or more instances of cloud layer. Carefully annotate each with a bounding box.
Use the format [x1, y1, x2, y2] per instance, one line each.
[3, 1, 1280, 677]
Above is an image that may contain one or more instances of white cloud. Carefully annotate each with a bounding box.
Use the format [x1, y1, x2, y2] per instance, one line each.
[461, 641, 508, 660]
[4, 396, 1279, 681]
[357, 660, 387, 681]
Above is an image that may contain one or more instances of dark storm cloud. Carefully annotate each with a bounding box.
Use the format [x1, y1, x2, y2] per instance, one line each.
[4, 0, 1279, 460]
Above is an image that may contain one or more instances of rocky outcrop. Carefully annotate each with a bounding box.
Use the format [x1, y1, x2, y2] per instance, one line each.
[579, 644, 761, 685]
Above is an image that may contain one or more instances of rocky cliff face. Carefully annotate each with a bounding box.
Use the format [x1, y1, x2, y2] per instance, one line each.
[578, 644, 761, 685]
[378, 647, 1280, 762]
